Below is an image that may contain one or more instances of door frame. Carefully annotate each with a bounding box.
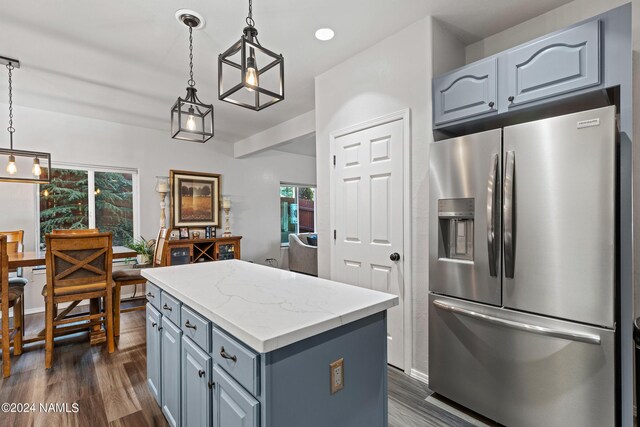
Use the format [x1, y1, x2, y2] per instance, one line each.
[329, 108, 412, 372]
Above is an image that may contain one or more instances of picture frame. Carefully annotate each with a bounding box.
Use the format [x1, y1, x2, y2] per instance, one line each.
[170, 170, 221, 228]
[179, 227, 190, 239]
[190, 228, 205, 240]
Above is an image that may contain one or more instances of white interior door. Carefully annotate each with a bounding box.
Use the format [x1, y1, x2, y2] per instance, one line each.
[332, 118, 405, 370]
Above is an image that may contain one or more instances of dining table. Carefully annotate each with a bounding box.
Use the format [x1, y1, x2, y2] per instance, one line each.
[8, 245, 137, 269]
[7, 245, 138, 345]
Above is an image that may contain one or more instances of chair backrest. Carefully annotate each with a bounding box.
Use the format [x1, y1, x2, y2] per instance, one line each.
[0, 230, 23, 255]
[51, 228, 100, 235]
[0, 230, 24, 275]
[153, 228, 169, 267]
[45, 233, 113, 296]
[0, 236, 7, 303]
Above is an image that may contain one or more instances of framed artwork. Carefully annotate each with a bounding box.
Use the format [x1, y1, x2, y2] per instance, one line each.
[170, 170, 221, 228]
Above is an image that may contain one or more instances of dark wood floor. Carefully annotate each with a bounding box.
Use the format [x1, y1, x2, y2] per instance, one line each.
[0, 309, 491, 426]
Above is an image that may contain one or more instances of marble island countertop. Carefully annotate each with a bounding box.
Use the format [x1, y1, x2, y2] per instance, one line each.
[141, 260, 398, 353]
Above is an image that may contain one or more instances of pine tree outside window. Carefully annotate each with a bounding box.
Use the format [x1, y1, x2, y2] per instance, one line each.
[38, 165, 139, 249]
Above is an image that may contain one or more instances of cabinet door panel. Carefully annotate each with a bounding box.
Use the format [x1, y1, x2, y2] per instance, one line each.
[433, 57, 497, 125]
[213, 365, 259, 427]
[162, 318, 182, 427]
[506, 19, 600, 107]
[182, 337, 212, 427]
[146, 304, 162, 405]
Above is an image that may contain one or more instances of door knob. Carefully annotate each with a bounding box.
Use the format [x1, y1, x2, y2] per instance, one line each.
[390, 253, 401, 262]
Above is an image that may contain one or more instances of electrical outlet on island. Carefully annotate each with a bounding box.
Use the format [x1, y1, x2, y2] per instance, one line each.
[330, 358, 344, 394]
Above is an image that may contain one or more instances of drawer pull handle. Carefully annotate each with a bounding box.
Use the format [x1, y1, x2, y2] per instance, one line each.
[151, 321, 157, 328]
[146, 292, 154, 298]
[220, 346, 237, 362]
[158, 326, 163, 331]
[208, 381, 215, 389]
[162, 303, 172, 312]
[198, 369, 206, 378]
[185, 320, 197, 330]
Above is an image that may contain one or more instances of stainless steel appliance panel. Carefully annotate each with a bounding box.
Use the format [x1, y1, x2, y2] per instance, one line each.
[502, 106, 616, 327]
[429, 129, 502, 306]
[429, 294, 615, 427]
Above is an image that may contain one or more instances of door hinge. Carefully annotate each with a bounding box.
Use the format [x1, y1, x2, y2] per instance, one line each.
[334, 230, 336, 240]
[333, 155, 336, 167]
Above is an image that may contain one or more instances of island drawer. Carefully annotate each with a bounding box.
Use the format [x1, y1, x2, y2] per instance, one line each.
[213, 328, 259, 396]
[181, 306, 211, 352]
[160, 292, 181, 326]
[146, 282, 162, 310]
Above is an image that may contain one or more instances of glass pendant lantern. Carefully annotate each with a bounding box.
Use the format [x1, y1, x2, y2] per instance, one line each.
[171, 13, 214, 143]
[0, 55, 51, 184]
[218, 0, 284, 111]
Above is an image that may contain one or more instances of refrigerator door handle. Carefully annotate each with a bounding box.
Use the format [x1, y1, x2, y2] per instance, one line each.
[504, 150, 515, 278]
[486, 153, 499, 277]
[433, 299, 601, 345]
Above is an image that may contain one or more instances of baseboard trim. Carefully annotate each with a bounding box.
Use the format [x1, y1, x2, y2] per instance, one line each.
[410, 369, 429, 385]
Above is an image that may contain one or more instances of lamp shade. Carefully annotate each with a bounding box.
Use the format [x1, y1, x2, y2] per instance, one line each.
[218, 27, 284, 111]
[155, 176, 170, 193]
[171, 87, 214, 143]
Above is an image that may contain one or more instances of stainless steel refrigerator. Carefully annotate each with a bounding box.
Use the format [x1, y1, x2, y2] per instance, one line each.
[429, 106, 618, 427]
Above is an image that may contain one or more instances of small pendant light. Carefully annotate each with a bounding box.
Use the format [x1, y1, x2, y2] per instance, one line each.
[171, 13, 214, 143]
[0, 56, 51, 184]
[218, 0, 284, 111]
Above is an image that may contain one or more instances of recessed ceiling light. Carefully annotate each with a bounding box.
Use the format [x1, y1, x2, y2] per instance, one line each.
[315, 28, 335, 41]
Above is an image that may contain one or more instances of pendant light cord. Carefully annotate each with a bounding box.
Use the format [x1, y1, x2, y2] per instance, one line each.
[188, 26, 195, 87]
[6, 63, 14, 150]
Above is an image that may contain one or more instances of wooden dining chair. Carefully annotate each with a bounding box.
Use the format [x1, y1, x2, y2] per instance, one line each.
[112, 228, 168, 336]
[0, 235, 24, 378]
[0, 230, 28, 287]
[43, 232, 114, 369]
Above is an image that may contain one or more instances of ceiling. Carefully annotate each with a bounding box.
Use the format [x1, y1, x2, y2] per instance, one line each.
[0, 0, 572, 143]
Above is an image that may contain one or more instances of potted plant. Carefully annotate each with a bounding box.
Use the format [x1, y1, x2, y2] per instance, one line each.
[126, 237, 156, 265]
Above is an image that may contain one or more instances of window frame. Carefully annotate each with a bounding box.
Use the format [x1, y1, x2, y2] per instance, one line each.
[280, 182, 316, 247]
[34, 161, 141, 251]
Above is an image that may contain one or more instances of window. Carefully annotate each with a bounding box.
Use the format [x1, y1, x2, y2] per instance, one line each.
[280, 184, 316, 245]
[38, 165, 138, 248]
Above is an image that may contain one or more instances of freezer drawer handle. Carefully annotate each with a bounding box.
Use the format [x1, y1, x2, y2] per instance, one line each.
[504, 151, 516, 278]
[432, 299, 601, 345]
[486, 153, 499, 277]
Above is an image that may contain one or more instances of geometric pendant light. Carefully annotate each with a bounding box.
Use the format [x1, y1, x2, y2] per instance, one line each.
[218, 0, 284, 111]
[0, 55, 51, 184]
[171, 12, 214, 143]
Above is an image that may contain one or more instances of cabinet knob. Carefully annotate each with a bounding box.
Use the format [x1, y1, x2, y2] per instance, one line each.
[151, 321, 157, 328]
[158, 326, 163, 331]
[198, 369, 206, 378]
[220, 346, 238, 362]
[488, 101, 495, 108]
[508, 96, 515, 102]
[162, 303, 172, 312]
[146, 292, 154, 298]
[208, 381, 215, 389]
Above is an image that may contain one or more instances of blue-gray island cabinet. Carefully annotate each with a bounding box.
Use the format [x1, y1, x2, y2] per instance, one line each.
[142, 260, 398, 427]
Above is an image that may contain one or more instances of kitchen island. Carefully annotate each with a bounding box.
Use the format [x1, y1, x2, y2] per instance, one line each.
[141, 260, 398, 427]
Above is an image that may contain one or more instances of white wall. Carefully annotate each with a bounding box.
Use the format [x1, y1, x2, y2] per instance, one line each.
[0, 104, 316, 312]
[314, 17, 465, 377]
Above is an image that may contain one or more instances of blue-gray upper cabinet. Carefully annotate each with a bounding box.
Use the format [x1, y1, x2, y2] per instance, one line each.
[213, 365, 259, 427]
[181, 337, 212, 427]
[146, 304, 162, 406]
[433, 57, 498, 126]
[505, 19, 601, 107]
[161, 318, 182, 427]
